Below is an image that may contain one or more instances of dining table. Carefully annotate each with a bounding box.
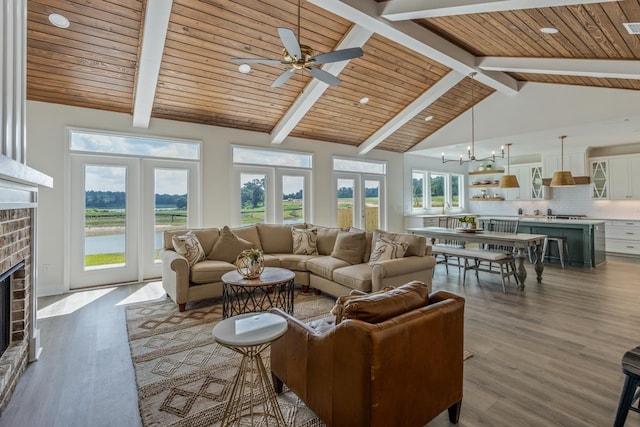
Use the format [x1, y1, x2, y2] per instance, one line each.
[407, 226, 547, 289]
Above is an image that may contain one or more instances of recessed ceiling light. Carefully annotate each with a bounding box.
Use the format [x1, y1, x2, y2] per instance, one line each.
[623, 23, 640, 35]
[48, 13, 70, 29]
[424, 115, 433, 121]
[540, 27, 558, 34]
[359, 97, 369, 104]
[238, 64, 251, 73]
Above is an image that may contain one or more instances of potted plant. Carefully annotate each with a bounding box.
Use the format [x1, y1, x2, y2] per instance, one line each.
[459, 216, 477, 229]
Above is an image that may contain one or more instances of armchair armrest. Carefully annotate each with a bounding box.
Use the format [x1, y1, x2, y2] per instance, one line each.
[269, 308, 337, 403]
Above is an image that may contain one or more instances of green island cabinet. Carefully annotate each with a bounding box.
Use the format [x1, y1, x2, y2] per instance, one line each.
[515, 220, 606, 268]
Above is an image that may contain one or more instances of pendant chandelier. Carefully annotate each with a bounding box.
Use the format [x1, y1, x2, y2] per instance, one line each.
[499, 143, 519, 188]
[442, 72, 504, 164]
[550, 135, 576, 187]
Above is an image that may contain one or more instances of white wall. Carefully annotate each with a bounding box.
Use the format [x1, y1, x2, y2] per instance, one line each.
[26, 101, 404, 296]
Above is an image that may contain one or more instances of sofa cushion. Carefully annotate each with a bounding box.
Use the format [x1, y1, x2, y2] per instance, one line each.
[171, 231, 206, 267]
[368, 237, 409, 265]
[373, 230, 426, 257]
[342, 281, 429, 324]
[306, 256, 350, 280]
[331, 230, 366, 265]
[332, 263, 373, 293]
[190, 260, 236, 284]
[256, 224, 294, 254]
[315, 226, 341, 256]
[207, 226, 254, 263]
[292, 228, 318, 255]
[231, 225, 262, 251]
[349, 227, 373, 263]
[164, 228, 220, 254]
[262, 254, 281, 268]
[274, 253, 317, 271]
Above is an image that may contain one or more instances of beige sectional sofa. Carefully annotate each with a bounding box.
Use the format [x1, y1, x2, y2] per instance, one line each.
[160, 223, 435, 311]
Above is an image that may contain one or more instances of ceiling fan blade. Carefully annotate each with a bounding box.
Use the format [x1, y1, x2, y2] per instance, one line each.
[271, 69, 295, 87]
[306, 67, 341, 86]
[310, 47, 364, 65]
[277, 27, 302, 59]
[230, 58, 284, 64]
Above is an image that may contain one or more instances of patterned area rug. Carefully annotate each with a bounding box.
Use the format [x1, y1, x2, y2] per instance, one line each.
[126, 292, 333, 426]
[126, 291, 473, 426]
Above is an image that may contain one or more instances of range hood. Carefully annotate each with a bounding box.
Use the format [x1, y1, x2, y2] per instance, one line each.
[541, 176, 590, 186]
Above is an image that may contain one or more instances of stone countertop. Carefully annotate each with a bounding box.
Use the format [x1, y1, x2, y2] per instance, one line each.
[405, 213, 473, 218]
[477, 215, 605, 225]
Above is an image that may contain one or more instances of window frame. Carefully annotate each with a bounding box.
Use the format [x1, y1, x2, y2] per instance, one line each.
[231, 146, 313, 227]
[411, 169, 465, 213]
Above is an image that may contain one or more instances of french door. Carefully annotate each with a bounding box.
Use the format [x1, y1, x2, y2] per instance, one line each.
[335, 173, 385, 231]
[69, 155, 199, 288]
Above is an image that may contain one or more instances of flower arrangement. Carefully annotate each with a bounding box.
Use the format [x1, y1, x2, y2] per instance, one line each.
[245, 248, 263, 262]
[459, 216, 477, 229]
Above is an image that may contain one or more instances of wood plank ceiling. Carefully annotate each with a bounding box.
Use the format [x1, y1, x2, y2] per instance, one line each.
[25, 0, 640, 153]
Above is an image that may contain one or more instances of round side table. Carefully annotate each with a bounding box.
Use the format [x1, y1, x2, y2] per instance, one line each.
[213, 312, 288, 427]
[221, 267, 295, 319]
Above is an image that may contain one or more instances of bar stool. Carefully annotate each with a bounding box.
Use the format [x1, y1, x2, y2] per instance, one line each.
[614, 345, 640, 427]
[542, 236, 570, 268]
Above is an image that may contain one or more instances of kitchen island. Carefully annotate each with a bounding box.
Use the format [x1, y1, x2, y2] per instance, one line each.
[478, 216, 606, 268]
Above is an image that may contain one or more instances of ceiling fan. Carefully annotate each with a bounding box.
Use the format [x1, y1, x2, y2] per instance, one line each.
[231, 27, 363, 88]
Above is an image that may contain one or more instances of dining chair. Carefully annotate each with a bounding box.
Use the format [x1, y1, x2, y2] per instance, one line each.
[433, 217, 466, 274]
[478, 219, 520, 287]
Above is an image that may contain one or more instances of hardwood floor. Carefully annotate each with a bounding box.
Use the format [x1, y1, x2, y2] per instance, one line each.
[1, 256, 639, 426]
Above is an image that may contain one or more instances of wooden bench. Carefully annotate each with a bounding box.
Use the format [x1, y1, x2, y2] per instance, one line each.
[432, 246, 519, 293]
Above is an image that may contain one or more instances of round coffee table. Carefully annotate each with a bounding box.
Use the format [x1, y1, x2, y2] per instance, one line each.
[213, 312, 288, 427]
[221, 267, 295, 319]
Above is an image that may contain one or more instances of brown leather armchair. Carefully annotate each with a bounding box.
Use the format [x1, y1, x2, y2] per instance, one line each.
[270, 283, 465, 427]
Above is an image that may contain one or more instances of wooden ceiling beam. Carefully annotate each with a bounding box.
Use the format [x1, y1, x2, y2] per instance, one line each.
[381, 0, 622, 20]
[132, 0, 172, 128]
[270, 24, 373, 145]
[358, 70, 466, 154]
[478, 57, 640, 80]
[308, 0, 519, 95]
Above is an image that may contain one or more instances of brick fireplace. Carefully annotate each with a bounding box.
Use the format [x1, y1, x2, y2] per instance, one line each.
[0, 207, 33, 410]
[1, 0, 52, 413]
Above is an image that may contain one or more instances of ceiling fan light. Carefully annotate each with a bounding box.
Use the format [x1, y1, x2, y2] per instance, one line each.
[550, 171, 576, 187]
[238, 64, 251, 73]
[500, 174, 520, 188]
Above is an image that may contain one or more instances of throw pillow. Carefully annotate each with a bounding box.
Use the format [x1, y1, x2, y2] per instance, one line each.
[208, 226, 254, 264]
[292, 228, 318, 255]
[342, 281, 430, 324]
[172, 231, 205, 267]
[368, 237, 409, 265]
[330, 286, 395, 324]
[330, 230, 366, 265]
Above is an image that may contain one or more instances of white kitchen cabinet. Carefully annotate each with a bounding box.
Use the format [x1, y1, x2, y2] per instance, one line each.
[609, 156, 640, 200]
[543, 152, 586, 177]
[590, 159, 608, 199]
[505, 164, 546, 201]
[605, 220, 640, 256]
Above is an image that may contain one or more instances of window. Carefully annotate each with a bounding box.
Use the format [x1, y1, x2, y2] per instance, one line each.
[333, 158, 386, 231]
[70, 129, 200, 160]
[68, 129, 201, 288]
[232, 146, 312, 226]
[412, 170, 464, 211]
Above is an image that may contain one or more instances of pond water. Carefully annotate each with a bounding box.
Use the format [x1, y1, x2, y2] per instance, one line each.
[85, 231, 164, 255]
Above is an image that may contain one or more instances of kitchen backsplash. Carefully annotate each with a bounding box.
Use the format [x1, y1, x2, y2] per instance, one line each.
[469, 185, 640, 219]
